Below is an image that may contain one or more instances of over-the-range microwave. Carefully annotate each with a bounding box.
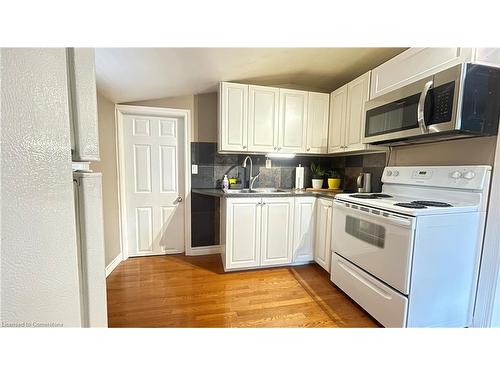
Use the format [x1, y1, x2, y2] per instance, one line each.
[363, 63, 500, 145]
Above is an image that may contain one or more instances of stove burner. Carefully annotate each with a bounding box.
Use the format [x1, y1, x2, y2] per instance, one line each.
[350, 193, 393, 199]
[371, 193, 392, 198]
[394, 202, 427, 209]
[411, 200, 453, 207]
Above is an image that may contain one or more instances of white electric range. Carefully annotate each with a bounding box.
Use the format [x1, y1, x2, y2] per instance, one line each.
[330, 165, 492, 327]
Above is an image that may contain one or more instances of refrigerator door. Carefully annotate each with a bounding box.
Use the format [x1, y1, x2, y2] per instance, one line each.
[74, 172, 108, 327]
[67, 48, 100, 161]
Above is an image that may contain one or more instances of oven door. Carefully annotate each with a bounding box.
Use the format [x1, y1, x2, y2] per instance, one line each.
[331, 200, 416, 294]
[363, 64, 463, 144]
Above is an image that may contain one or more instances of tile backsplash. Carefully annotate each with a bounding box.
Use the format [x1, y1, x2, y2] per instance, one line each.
[191, 142, 386, 193]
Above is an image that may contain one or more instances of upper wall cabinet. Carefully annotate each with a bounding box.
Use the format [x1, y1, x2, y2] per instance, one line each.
[327, 85, 347, 153]
[370, 48, 500, 99]
[218, 82, 330, 154]
[218, 82, 248, 152]
[306, 92, 330, 154]
[248, 85, 279, 153]
[67, 48, 100, 161]
[327, 72, 386, 154]
[278, 89, 308, 153]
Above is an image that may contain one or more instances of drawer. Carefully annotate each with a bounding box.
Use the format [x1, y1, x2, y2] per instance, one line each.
[330, 253, 408, 327]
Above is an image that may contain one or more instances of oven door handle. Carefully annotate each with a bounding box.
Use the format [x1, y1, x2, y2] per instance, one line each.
[417, 80, 433, 134]
[333, 200, 414, 228]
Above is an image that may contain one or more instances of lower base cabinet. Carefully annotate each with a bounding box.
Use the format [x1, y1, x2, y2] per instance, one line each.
[292, 197, 316, 263]
[221, 197, 294, 271]
[314, 198, 333, 273]
[221, 195, 333, 272]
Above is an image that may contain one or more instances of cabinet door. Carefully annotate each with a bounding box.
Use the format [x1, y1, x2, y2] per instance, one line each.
[314, 198, 333, 273]
[248, 85, 279, 152]
[370, 48, 473, 99]
[225, 198, 261, 269]
[278, 89, 308, 153]
[219, 82, 248, 152]
[260, 197, 294, 266]
[345, 71, 370, 152]
[305, 92, 330, 154]
[327, 85, 348, 153]
[293, 197, 316, 263]
[474, 48, 500, 68]
[67, 48, 100, 161]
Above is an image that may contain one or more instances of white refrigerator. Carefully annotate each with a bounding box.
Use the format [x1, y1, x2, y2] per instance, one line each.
[73, 168, 108, 327]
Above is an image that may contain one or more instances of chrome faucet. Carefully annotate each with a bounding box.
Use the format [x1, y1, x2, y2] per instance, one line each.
[242, 156, 260, 192]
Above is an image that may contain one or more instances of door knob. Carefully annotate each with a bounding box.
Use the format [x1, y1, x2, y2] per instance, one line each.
[174, 196, 183, 204]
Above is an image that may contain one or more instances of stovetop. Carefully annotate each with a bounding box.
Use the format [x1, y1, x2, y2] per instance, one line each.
[335, 192, 478, 216]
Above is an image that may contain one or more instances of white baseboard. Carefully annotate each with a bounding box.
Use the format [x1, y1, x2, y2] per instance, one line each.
[186, 245, 221, 256]
[106, 253, 122, 277]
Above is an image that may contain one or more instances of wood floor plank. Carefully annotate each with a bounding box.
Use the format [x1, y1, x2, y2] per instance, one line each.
[106, 254, 380, 328]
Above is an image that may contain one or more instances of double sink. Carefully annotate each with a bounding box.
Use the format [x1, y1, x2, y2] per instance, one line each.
[227, 188, 290, 194]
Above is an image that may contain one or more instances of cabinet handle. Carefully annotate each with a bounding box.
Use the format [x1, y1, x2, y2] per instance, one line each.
[242, 145, 247, 149]
[262, 202, 266, 205]
[307, 147, 311, 151]
[257, 202, 261, 205]
[274, 146, 278, 150]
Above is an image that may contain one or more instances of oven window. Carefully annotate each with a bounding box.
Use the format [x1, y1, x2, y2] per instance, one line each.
[365, 93, 420, 137]
[345, 215, 386, 248]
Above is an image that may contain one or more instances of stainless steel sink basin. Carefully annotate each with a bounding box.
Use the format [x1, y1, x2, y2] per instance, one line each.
[228, 188, 289, 194]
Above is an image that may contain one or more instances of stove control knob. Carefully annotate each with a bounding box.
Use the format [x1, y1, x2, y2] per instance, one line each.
[392, 170, 399, 176]
[451, 171, 462, 179]
[463, 171, 475, 180]
[386, 170, 393, 176]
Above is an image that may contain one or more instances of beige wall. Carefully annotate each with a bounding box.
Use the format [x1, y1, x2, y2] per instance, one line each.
[125, 92, 218, 142]
[193, 92, 218, 143]
[93, 93, 121, 267]
[389, 136, 497, 166]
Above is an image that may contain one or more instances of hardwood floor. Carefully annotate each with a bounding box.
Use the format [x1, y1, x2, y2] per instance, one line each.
[106, 254, 380, 328]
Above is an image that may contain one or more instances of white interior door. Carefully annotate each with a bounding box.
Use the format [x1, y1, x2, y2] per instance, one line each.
[123, 114, 185, 257]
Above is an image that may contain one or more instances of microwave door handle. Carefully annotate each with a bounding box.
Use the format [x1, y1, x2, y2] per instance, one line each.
[417, 80, 433, 134]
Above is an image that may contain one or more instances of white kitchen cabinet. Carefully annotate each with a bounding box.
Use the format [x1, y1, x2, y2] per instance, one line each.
[67, 48, 100, 161]
[314, 198, 333, 273]
[345, 71, 371, 151]
[293, 197, 316, 263]
[260, 197, 294, 266]
[474, 48, 500, 68]
[248, 85, 279, 153]
[370, 48, 473, 99]
[224, 198, 261, 269]
[218, 82, 248, 152]
[327, 85, 347, 153]
[223, 197, 293, 270]
[327, 72, 385, 155]
[305, 92, 330, 154]
[278, 89, 308, 153]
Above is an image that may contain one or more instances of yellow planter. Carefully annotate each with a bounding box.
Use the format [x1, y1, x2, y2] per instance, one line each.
[328, 178, 341, 189]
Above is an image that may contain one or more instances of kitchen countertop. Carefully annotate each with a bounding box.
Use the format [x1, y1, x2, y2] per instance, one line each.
[192, 188, 342, 199]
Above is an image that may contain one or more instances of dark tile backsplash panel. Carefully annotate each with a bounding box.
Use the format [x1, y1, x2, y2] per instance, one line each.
[190, 142, 387, 247]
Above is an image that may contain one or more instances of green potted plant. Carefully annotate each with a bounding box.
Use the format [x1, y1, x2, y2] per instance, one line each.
[310, 163, 325, 189]
[327, 169, 342, 190]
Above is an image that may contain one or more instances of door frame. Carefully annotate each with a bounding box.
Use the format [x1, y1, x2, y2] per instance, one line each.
[115, 105, 192, 260]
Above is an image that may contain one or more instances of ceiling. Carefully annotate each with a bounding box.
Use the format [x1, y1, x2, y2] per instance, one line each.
[95, 48, 406, 103]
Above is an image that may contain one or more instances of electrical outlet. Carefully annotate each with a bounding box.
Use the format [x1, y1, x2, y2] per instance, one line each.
[191, 164, 198, 174]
